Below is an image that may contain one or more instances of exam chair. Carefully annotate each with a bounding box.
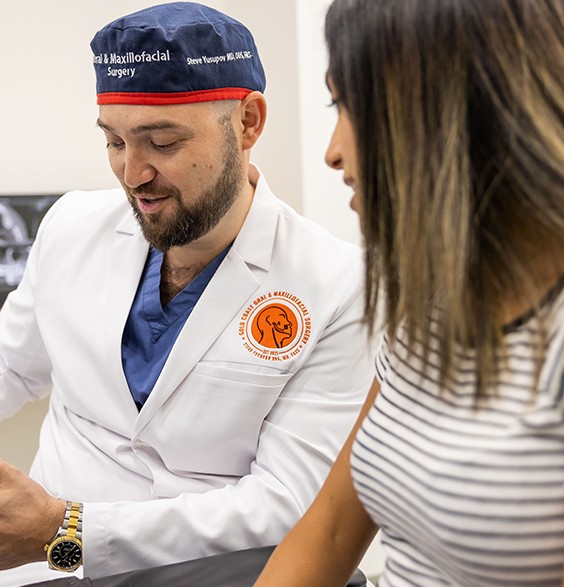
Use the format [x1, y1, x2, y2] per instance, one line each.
[24, 545, 367, 587]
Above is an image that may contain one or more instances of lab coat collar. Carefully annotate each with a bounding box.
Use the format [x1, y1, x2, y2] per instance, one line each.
[231, 164, 279, 273]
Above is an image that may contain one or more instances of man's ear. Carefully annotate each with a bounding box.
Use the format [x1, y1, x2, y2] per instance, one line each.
[239, 91, 267, 150]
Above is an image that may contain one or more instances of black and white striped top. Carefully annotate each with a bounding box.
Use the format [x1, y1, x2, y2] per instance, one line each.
[351, 287, 564, 586]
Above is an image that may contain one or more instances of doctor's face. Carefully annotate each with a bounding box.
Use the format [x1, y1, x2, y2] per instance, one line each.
[97, 102, 245, 251]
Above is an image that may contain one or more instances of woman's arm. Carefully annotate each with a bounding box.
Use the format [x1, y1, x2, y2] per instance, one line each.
[254, 378, 381, 587]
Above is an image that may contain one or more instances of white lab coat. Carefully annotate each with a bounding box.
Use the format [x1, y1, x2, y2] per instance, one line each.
[0, 170, 374, 581]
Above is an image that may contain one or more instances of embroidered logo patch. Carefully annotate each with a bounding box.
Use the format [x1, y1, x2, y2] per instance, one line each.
[239, 292, 311, 361]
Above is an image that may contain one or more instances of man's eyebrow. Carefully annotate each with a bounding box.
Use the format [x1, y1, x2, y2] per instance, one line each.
[96, 119, 186, 135]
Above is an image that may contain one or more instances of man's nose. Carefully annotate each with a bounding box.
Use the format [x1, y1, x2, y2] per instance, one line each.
[122, 148, 157, 189]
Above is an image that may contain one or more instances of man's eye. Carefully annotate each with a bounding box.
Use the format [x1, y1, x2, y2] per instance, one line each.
[151, 141, 178, 151]
[106, 141, 125, 150]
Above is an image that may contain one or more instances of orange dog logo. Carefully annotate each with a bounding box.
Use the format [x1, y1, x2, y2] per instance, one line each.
[239, 292, 311, 361]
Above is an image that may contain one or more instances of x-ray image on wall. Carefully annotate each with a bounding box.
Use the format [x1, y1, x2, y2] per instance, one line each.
[0, 195, 60, 305]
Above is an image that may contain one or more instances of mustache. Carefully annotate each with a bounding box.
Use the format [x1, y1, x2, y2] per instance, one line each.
[127, 181, 181, 199]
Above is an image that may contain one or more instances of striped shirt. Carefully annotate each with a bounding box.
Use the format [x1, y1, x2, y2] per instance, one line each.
[351, 287, 564, 586]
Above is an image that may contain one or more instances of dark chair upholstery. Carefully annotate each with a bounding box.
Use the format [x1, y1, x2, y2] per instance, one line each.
[24, 545, 367, 587]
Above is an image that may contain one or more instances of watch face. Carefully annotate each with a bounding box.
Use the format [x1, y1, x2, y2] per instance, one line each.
[48, 537, 83, 571]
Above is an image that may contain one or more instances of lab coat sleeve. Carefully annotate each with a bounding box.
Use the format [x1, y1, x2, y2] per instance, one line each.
[82, 276, 375, 577]
[0, 203, 60, 421]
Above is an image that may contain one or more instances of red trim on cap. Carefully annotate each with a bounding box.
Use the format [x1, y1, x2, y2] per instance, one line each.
[97, 87, 253, 105]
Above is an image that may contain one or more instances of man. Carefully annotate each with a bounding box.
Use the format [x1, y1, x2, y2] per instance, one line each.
[0, 2, 374, 584]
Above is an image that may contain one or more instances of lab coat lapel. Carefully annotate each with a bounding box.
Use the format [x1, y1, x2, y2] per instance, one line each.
[136, 251, 260, 426]
[104, 211, 149, 415]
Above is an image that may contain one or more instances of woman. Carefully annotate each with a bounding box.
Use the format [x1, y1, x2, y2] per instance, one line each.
[254, 0, 564, 585]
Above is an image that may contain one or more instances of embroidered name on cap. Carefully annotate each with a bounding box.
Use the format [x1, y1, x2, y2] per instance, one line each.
[239, 292, 311, 361]
[186, 51, 253, 66]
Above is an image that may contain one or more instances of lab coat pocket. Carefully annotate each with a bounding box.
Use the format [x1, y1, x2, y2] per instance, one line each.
[150, 363, 293, 476]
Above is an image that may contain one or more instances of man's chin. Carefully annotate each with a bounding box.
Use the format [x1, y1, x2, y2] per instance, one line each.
[139, 222, 200, 252]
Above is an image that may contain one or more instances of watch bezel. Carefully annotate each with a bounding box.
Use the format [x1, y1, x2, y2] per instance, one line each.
[46, 535, 83, 572]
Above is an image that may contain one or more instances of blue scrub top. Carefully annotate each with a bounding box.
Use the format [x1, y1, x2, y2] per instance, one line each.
[122, 246, 230, 409]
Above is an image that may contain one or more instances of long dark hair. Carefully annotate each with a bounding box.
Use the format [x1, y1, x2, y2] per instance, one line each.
[326, 0, 564, 394]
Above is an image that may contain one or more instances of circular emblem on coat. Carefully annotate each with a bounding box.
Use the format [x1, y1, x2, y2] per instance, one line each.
[239, 292, 311, 361]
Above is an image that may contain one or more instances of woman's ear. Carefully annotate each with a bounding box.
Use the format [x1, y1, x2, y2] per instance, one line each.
[238, 91, 267, 150]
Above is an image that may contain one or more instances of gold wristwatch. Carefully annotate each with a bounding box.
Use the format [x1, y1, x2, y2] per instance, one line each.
[44, 501, 83, 572]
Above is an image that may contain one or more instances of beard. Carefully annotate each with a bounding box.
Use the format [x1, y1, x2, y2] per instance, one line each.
[127, 122, 244, 252]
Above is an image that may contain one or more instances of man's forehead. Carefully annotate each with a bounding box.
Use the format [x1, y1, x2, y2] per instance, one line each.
[97, 102, 215, 132]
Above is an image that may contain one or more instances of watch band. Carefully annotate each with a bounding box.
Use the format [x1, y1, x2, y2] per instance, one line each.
[58, 501, 83, 541]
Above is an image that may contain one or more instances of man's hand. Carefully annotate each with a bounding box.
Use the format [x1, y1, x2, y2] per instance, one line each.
[0, 459, 66, 570]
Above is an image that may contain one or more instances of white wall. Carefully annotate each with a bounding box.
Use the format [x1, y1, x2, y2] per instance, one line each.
[0, 0, 381, 578]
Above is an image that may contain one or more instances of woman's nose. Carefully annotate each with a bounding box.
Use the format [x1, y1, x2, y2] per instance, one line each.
[325, 128, 343, 170]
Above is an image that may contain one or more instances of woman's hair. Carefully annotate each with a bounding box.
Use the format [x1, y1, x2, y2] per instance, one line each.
[326, 0, 564, 394]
